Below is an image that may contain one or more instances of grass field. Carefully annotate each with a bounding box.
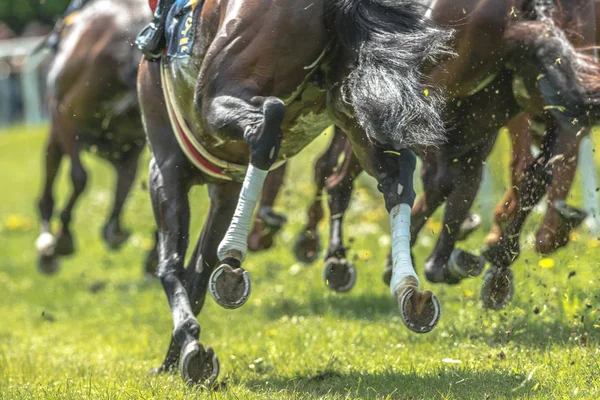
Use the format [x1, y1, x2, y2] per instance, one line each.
[0, 125, 599, 399]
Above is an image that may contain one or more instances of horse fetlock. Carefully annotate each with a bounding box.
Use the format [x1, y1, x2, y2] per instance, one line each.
[209, 263, 251, 309]
[36, 232, 57, 256]
[257, 207, 287, 229]
[424, 257, 446, 284]
[482, 237, 520, 267]
[173, 317, 201, 346]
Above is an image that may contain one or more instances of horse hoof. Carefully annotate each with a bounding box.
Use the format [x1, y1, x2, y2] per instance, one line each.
[103, 224, 131, 250]
[180, 341, 220, 386]
[481, 265, 514, 310]
[293, 230, 321, 264]
[424, 258, 459, 284]
[447, 249, 485, 280]
[55, 231, 75, 256]
[457, 213, 482, 241]
[209, 264, 251, 309]
[554, 200, 587, 228]
[38, 254, 60, 275]
[397, 286, 441, 334]
[323, 257, 357, 293]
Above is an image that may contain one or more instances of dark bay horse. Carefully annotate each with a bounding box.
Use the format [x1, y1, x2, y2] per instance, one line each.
[36, 0, 157, 274]
[253, 0, 600, 308]
[138, 0, 452, 385]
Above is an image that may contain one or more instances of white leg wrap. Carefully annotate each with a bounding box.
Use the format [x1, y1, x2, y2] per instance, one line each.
[389, 203, 419, 297]
[36, 232, 56, 256]
[218, 165, 269, 262]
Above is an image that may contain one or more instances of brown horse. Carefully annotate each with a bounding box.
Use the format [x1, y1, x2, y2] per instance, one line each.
[35, 0, 157, 274]
[138, 0, 452, 384]
[488, 0, 600, 254]
[253, 0, 600, 307]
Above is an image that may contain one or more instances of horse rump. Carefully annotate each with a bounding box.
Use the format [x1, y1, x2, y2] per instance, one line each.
[326, 0, 454, 148]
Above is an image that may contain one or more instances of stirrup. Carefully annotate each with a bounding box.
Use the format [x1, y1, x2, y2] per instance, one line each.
[136, 23, 165, 60]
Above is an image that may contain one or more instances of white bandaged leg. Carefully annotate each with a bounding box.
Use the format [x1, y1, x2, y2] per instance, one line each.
[218, 165, 269, 262]
[389, 203, 419, 297]
[36, 231, 56, 256]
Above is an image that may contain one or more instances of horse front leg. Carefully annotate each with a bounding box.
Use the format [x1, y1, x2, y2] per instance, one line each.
[205, 96, 285, 309]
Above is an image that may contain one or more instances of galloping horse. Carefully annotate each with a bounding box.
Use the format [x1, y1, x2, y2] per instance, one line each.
[488, 0, 600, 254]
[35, 0, 156, 274]
[253, 0, 600, 307]
[138, 0, 452, 384]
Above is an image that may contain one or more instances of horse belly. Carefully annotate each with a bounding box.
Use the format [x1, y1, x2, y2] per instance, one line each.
[278, 83, 331, 160]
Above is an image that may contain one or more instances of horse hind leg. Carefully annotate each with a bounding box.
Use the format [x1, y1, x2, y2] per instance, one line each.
[53, 141, 87, 258]
[102, 147, 143, 250]
[206, 95, 286, 310]
[294, 128, 348, 263]
[36, 135, 63, 274]
[322, 138, 362, 293]
[364, 145, 441, 333]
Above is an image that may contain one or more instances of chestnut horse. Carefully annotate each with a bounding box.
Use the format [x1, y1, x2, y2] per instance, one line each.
[253, 0, 600, 308]
[138, 0, 452, 385]
[35, 0, 157, 274]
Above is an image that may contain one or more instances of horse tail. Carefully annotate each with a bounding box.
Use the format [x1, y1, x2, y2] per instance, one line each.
[326, 0, 454, 148]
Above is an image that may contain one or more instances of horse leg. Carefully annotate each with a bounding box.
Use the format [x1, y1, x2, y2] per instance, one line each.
[206, 96, 285, 309]
[423, 145, 490, 285]
[103, 147, 143, 250]
[247, 164, 288, 252]
[535, 132, 586, 254]
[427, 71, 519, 290]
[381, 149, 454, 287]
[36, 134, 63, 274]
[487, 113, 534, 244]
[294, 127, 349, 263]
[481, 120, 577, 309]
[322, 143, 362, 293]
[55, 143, 87, 257]
[139, 60, 218, 384]
[152, 182, 238, 385]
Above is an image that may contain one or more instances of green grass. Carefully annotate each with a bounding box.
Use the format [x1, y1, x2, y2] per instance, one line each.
[0, 125, 599, 399]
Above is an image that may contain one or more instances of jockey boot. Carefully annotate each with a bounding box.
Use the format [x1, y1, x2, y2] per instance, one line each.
[136, 0, 176, 60]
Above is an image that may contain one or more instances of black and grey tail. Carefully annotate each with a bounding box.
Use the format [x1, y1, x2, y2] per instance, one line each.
[327, 0, 453, 148]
